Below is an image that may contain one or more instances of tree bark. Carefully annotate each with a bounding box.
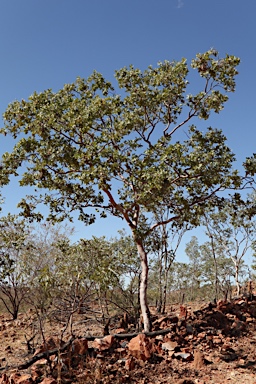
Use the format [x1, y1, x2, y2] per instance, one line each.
[235, 263, 240, 296]
[157, 258, 163, 313]
[136, 239, 151, 332]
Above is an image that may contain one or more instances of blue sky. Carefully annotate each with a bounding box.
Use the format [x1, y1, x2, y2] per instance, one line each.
[0, 0, 255, 262]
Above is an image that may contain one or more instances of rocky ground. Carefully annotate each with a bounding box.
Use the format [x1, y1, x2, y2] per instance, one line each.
[0, 296, 256, 383]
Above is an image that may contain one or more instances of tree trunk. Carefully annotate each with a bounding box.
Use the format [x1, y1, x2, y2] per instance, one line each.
[162, 268, 168, 314]
[136, 240, 151, 332]
[157, 258, 163, 313]
[235, 263, 240, 296]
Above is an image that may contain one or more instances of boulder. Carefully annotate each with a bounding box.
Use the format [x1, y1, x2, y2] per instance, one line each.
[128, 334, 154, 361]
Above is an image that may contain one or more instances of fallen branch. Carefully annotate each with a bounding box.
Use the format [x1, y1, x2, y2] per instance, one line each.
[85, 325, 176, 341]
[0, 326, 176, 372]
[17, 337, 75, 370]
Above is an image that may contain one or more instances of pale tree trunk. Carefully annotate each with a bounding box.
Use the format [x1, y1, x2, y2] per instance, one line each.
[162, 267, 168, 314]
[157, 258, 163, 313]
[136, 240, 151, 332]
[235, 263, 240, 296]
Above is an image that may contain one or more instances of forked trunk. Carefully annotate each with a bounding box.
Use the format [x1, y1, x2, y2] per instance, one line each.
[136, 239, 151, 332]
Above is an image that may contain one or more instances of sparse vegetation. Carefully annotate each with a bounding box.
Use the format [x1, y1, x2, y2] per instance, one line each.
[0, 49, 256, 382]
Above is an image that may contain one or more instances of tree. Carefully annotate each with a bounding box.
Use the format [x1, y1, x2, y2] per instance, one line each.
[0, 49, 241, 331]
[201, 197, 256, 296]
[185, 236, 204, 300]
[185, 236, 234, 301]
[0, 214, 32, 319]
[148, 214, 187, 313]
[168, 261, 191, 303]
[23, 222, 74, 315]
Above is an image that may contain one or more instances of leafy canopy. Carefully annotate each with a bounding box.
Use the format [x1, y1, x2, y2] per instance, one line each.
[0, 49, 241, 236]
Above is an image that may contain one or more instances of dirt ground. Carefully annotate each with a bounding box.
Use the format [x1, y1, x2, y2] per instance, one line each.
[0, 297, 256, 383]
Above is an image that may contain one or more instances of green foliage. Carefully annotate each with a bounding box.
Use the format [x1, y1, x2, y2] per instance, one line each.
[185, 236, 234, 300]
[201, 198, 256, 296]
[0, 49, 241, 329]
[0, 214, 33, 318]
[0, 49, 241, 235]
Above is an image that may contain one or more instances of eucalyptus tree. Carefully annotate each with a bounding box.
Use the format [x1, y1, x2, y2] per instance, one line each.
[51, 234, 139, 320]
[148, 214, 187, 313]
[23, 222, 74, 315]
[0, 49, 241, 331]
[0, 214, 32, 319]
[202, 197, 256, 296]
[185, 236, 234, 301]
[185, 236, 204, 300]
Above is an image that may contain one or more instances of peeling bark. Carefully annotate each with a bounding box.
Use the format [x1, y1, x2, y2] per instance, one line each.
[136, 239, 151, 332]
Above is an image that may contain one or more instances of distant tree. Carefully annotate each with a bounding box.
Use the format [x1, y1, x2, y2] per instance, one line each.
[168, 262, 191, 302]
[49, 233, 140, 321]
[0, 49, 241, 331]
[201, 197, 256, 296]
[185, 236, 234, 301]
[0, 214, 32, 319]
[185, 236, 204, 300]
[24, 222, 74, 315]
[148, 213, 187, 313]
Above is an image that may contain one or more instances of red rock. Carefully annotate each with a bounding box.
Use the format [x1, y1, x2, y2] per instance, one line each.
[161, 341, 178, 352]
[39, 378, 57, 384]
[128, 334, 154, 361]
[9, 374, 33, 384]
[197, 332, 206, 339]
[30, 367, 42, 382]
[0, 373, 9, 384]
[92, 335, 115, 351]
[17, 375, 33, 384]
[179, 305, 188, 319]
[112, 328, 126, 334]
[72, 338, 88, 354]
[217, 299, 227, 310]
[213, 337, 222, 344]
[125, 357, 135, 371]
[193, 350, 205, 369]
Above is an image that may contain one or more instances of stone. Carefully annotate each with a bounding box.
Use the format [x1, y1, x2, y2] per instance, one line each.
[92, 335, 115, 351]
[125, 357, 135, 371]
[0, 374, 9, 384]
[112, 328, 126, 334]
[17, 375, 33, 384]
[179, 305, 188, 319]
[193, 350, 205, 370]
[72, 338, 88, 355]
[174, 352, 193, 361]
[161, 341, 178, 352]
[128, 334, 154, 361]
[186, 323, 194, 334]
[39, 378, 57, 384]
[30, 367, 42, 382]
[9, 374, 33, 384]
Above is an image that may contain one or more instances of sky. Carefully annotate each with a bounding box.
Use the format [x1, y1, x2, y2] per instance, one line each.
[0, 0, 255, 264]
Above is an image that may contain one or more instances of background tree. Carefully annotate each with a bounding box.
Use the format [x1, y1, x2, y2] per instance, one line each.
[45, 232, 140, 324]
[168, 262, 191, 303]
[0, 49, 241, 331]
[23, 222, 74, 316]
[185, 236, 234, 301]
[201, 197, 256, 296]
[185, 236, 204, 300]
[0, 214, 32, 319]
[147, 214, 187, 313]
[104, 231, 141, 320]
